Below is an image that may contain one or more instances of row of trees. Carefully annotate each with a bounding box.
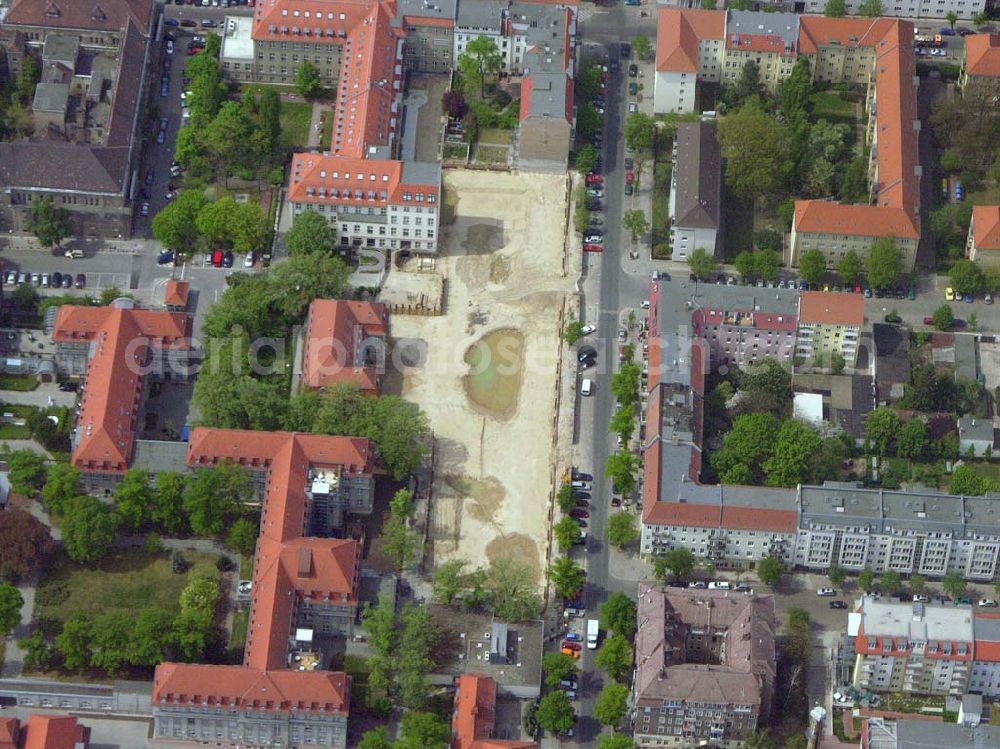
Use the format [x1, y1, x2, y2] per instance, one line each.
[431, 557, 543, 622]
[797, 236, 903, 290]
[361, 597, 439, 711]
[8, 452, 257, 560]
[152, 191, 269, 256]
[173, 35, 285, 184]
[32, 569, 219, 675]
[357, 712, 452, 749]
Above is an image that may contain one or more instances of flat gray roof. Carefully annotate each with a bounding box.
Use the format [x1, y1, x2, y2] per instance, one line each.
[522, 70, 566, 117]
[32, 81, 68, 113]
[401, 160, 441, 185]
[456, 0, 506, 31]
[726, 10, 800, 50]
[955, 334, 977, 382]
[394, 0, 457, 23]
[860, 596, 973, 642]
[896, 719, 1000, 749]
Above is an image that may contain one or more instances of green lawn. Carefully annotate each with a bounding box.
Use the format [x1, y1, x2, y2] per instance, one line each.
[230, 608, 249, 651]
[238, 83, 301, 97]
[239, 554, 254, 580]
[0, 403, 38, 439]
[479, 128, 512, 146]
[320, 110, 333, 148]
[34, 549, 218, 634]
[0, 373, 39, 391]
[280, 101, 314, 150]
[968, 462, 1000, 482]
[807, 90, 857, 125]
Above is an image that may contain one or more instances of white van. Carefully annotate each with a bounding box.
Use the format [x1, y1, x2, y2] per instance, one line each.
[581, 378, 594, 396]
[64, 249, 84, 259]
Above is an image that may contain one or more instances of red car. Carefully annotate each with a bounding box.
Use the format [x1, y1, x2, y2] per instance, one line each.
[625, 170, 635, 184]
[562, 641, 582, 652]
[923, 316, 934, 325]
[585, 174, 603, 186]
[583, 243, 603, 253]
[570, 509, 589, 519]
[212, 249, 224, 267]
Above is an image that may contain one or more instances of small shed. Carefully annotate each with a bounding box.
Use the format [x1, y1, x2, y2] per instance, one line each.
[488, 622, 508, 664]
[958, 415, 994, 458]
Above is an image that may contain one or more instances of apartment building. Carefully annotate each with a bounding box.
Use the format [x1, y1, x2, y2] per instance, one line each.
[451, 674, 537, 749]
[863, 718, 1000, 749]
[966, 205, 1000, 270]
[800, 0, 984, 20]
[795, 291, 864, 367]
[668, 121, 722, 261]
[640, 278, 1000, 583]
[152, 430, 373, 748]
[396, 0, 456, 73]
[853, 596, 974, 696]
[301, 300, 388, 394]
[654, 11, 921, 272]
[52, 302, 193, 491]
[0, 0, 154, 237]
[960, 34, 1000, 100]
[633, 584, 776, 748]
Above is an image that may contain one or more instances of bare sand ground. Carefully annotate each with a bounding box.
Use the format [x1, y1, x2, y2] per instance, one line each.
[386, 169, 573, 582]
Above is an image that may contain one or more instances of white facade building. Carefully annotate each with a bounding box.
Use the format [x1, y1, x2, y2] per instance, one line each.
[802, 0, 984, 20]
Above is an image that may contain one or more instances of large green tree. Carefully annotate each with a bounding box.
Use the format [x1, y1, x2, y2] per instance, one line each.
[599, 592, 637, 640]
[28, 196, 72, 248]
[0, 582, 23, 635]
[482, 559, 542, 621]
[654, 547, 695, 582]
[712, 413, 780, 485]
[594, 683, 629, 727]
[624, 112, 656, 154]
[6, 449, 46, 495]
[554, 515, 583, 551]
[949, 260, 984, 295]
[113, 468, 155, 531]
[837, 250, 864, 285]
[606, 512, 639, 550]
[763, 419, 822, 487]
[183, 464, 252, 536]
[595, 633, 633, 682]
[548, 556, 586, 599]
[152, 190, 208, 252]
[866, 236, 902, 290]
[285, 210, 337, 256]
[62, 496, 119, 563]
[717, 97, 789, 203]
[0, 508, 54, 582]
[605, 450, 640, 496]
[542, 651, 579, 686]
[865, 407, 900, 456]
[687, 248, 718, 280]
[757, 555, 785, 586]
[56, 614, 92, 670]
[798, 249, 826, 285]
[535, 691, 575, 734]
[294, 60, 323, 99]
[395, 711, 450, 749]
[153, 472, 188, 535]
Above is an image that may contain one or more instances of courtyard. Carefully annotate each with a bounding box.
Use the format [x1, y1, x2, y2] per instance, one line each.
[384, 169, 574, 584]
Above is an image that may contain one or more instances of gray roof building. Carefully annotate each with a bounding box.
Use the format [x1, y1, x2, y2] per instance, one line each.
[673, 122, 722, 233]
[873, 323, 910, 404]
[455, 0, 506, 32]
[726, 10, 800, 53]
[864, 717, 1000, 749]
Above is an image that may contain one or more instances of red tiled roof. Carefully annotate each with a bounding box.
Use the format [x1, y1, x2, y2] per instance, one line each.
[54, 305, 192, 474]
[453, 675, 496, 749]
[0, 719, 18, 749]
[964, 34, 1000, 78]
[164, 279, 189, 308]
[450, 673, 538, 749]
[21, 716, 89, 749]
[287, 155, 438, 208]
[797, 15, 896, 55]
[725, 33, 796, 57]
[402, 15, 453, 27]
[152, 664, 350, 714]
[643, 501, 797, 533]
[799, 291, 865, 326]
[794, 20, 920, 240]
[973, 205, 1000, 250]
[656, 8, 723, 73]
[975, 640, 1000, 661]
[303, 300, 387, 392]
[186, 428, 370, 671]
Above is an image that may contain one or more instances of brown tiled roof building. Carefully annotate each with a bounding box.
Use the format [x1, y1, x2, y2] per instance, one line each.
[634, 584, 776, 746]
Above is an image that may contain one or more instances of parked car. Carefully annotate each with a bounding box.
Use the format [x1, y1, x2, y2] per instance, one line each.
[180, 19, 197, 27]
[923, 316, 935, 325]
[987, 293, 994, 305]
[687, 581, 707, 589]
[62, 275, 72, 289]
[244, 252, 255, 268]
[4, 271, 16, 285]
[140, 201, 150, 216]
[817, 588, 837, 597]
[572, 470, 593, 482]
[979, 599, 999, 608]
[945, 287, 955, 301]
[583, 243, 604, 253]
[52, 272, 63, 287]
[164, 17, 179, 26]
[913, 595, 929, 603]
[829, 601, 848, 609]
[201, 18, 218, 26]
[570, 509, 589, 519]
[584, 233, 603, 244]
[165, 40, 174, 54]
[561, 641, 582, 652]
[58, 382, 79, 392]
[560, 647, 580, 659]
[628, 63, 638, 77]
[40, 273, 49, 288]
[624, 183, 633, 195]
[75, 273, 86, 289]
[563, 635, 581, 645]
[157, 250, 175, 265]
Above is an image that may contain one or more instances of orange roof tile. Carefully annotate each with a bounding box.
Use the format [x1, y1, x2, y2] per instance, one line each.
[643, 501, 797, 533]
[453, 675, 497, 749]
[164, 279, 189, 308]
[287, 154, 438, 209]
[973, 205, 1000, 250]
[152, 663, 350, 714]
[793, 202, 919, 240]
[725, 33, 796, 57]
[964, 34, 1000, 78]
[975, 640, 1000, 661]
[795, 19, 920, 241]
[0, 718, 18, 749]
[656, 8, 724, 74]
[21, 716, 89, 749]
[303, 300, 387, 392]
[798, 291, 865, 326]
[54, 305, 192, 474]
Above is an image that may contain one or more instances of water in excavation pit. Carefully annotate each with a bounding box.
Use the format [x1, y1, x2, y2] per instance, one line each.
[462, 327, 525, 420]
